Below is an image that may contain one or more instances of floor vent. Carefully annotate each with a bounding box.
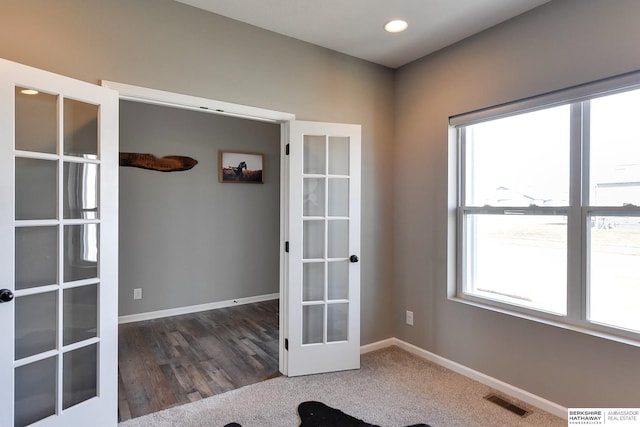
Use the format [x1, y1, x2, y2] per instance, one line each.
[484, 393, 531, 418]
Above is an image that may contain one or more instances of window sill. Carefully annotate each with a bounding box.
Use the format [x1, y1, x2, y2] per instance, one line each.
[449, 294, 640, 349]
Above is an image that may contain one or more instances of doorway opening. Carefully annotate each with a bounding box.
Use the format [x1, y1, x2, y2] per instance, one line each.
[109, 82, 294, 420]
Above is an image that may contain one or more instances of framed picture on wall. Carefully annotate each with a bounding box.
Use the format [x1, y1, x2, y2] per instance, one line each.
[219, 150, 264, 183]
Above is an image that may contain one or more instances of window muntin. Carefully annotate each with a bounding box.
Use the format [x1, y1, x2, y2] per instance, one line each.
[456, 84, 640, 341]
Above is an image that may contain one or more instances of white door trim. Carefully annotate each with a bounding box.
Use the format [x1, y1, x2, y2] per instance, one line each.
[101, 81, 295, 375]
[101, 81, 295, 123]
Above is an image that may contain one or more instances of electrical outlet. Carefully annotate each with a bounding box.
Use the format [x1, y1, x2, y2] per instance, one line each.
[406, 310, 414, 326]
[133, 288, 142, 300]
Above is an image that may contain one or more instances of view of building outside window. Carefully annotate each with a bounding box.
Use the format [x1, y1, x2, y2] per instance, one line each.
[461, 90, 640, 335]
[463, 106, 570, 315]
[588, 90, 640, 333]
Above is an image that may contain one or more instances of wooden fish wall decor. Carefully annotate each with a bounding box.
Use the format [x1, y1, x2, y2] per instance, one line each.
[119, 153, 198, 172]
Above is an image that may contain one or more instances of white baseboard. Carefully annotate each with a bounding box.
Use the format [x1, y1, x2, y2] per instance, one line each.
[360, 338, 396, 354]
[362, 337, 567, 420]
[118, 293, 279, 324]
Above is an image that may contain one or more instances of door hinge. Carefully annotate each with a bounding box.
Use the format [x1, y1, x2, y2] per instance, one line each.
[285, 338, 289, 351]
[285, 241, 289, 253]
[286, 143, 290, 155]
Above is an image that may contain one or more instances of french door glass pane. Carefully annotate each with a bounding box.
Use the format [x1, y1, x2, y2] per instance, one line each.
[590, 89, 640, 206]
[63, 162, 99, 219]
[302, 304, 324, 344]
[303, 135, 325, 174]
[63, 98, 99, 159]
[63, 344, 98, 409]
[15, 291, 57, 360]
[464, 105, 570, 207]
[328, 178, 349, 217]
[464, 213, 567, 315]
[303, 220, 324, 259]
[303, 178, 325, 216]
[328, 137, 349, 175]
[328, 220, 348, 258]
[15, 157, 57, 220]
[15, 86, 57, 154]
[327, 303, 348, 342]
[64, 224, 99, 282]
[328, 261, 348, 300]
[589, 215, 640, 332]
[15, 226, 58, 290]
[15, 356, 57, 427]
[63, 284, 98, 345]
[303, 262, 324, 301]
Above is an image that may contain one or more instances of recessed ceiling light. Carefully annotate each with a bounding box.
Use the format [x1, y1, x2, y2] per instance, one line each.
[20, 89, 39, 95]
[384, 19, 408, 33]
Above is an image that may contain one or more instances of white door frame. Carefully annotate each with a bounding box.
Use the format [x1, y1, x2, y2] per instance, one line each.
[101, 81, 296, 374]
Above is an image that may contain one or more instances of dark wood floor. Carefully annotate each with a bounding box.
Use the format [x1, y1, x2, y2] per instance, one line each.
[118, 299, 280, 421]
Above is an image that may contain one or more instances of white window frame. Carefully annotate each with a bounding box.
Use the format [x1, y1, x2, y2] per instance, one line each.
[448, 70, 640, 347]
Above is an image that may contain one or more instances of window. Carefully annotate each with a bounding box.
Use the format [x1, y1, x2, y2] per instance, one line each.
[452, 77, 640, 342]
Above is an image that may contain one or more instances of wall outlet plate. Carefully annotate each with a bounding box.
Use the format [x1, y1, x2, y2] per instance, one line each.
[406, 310, 414, 326]
[133, 288, 142, 300]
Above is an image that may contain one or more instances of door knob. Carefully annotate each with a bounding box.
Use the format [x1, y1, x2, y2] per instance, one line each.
[349, 255, 359, 263]
[0, 289, 14, 303]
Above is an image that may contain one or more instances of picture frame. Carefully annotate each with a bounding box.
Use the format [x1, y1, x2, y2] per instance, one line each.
[219, 150, 264, 183]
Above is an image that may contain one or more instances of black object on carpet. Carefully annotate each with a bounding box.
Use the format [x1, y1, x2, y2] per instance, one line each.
[223, 400, 431, 427]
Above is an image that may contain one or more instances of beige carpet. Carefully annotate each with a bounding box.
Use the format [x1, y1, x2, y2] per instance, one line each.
[119, 346, 565, 427]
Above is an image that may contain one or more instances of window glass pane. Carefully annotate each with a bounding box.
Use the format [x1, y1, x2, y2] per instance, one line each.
[63, 284, 98, 345]
[303, 135, 325, 174]
[464, 105, 570, 207]
[589, 215, 640, 333]
[303, 220, 324, 260]
[590, 89, 640, 206]
[15, 356, 57, 427]
[15, 86, 57, 154]
[327, 303, 348, 342]
[63, 344, 98, 409]
[302, 305, 324, 344]
[463, 214, 567, 315]
[328, 136, 349, 175]
[303, 178, 325, 216]
[328, 260, 349, 300]
[15, 292, 57, 360]
[328, 178, 349, 217]
[15, 226, 58, 290]
[328, 220, 348, 258]
[15, 157, 57, 220]
[64, 162, 99, 219]
[63, 98, 98, 159]
[64, 224, 99, 282]
[303, 262, 324, 302]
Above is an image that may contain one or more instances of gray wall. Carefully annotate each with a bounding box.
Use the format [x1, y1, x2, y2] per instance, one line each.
[0, 0, 395, 344]
[4, 0, 640, 410]
[118, 100, 280, 315]
[394, 0, 640, 408]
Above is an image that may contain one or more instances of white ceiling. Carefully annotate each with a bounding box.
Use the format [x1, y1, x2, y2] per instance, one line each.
[176, 0, 551, 69]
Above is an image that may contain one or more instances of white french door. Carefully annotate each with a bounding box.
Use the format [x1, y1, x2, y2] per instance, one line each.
[0, 59, 119, 426]
[285, 120, 361, 377]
